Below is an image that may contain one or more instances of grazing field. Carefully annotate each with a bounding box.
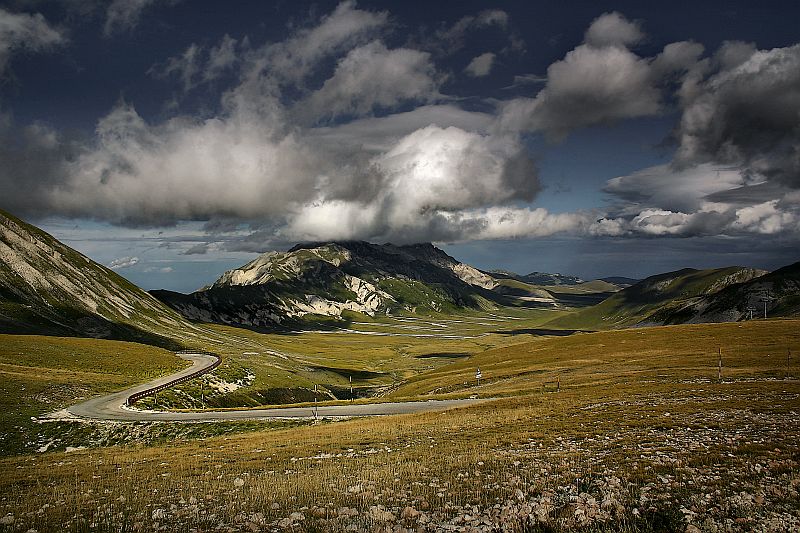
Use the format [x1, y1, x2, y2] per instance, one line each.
[0, 309, 564, 452]
[0, 320, 798, 531]
[136, 308, 566, 409]
[0, 335, 185, 455]
[391, 319, 800, 398]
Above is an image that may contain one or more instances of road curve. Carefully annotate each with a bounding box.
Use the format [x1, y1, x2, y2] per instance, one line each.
[63, 352, 488, 422]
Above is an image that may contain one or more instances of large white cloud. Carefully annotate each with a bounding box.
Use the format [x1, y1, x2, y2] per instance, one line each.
[583, 11, 643, 48]
[282, 125, 540, 243]
[2, 3, 799, 251]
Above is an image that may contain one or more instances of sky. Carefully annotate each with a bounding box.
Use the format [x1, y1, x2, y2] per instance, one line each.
[0, 0, 799, 292]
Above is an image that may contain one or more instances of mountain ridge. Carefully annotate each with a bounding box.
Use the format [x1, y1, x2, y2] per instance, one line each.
[545, 265, 780, 329]
[153, 240, 505, 329]
[0, 209, 190, 348]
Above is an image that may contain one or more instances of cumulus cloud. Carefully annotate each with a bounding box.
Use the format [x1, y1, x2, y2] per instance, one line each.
[0, 1, 541, 246]
[497, 12, 702, 139]
[298, 41, 440, 122]
[583, 11, 643, 48]
[465, 52, 495, 77]
[281, 125, 540, 243]
[595, 40, 800, 241]
[54, 101, 322, 226]
[2, 3, 799, 251]
[673, 42, 800, 188]
[0, 7, 64, 75]
[109, 256, 139, 269]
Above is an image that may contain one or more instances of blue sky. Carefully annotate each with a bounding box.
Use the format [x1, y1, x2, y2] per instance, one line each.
[1, 0, 799, 292]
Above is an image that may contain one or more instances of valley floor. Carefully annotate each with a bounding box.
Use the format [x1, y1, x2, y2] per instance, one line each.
[0, 318, 798, 531]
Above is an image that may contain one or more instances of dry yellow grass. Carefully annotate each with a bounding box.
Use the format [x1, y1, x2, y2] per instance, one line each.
[0, 320, 798, 531]
[392, 319, 800, 397]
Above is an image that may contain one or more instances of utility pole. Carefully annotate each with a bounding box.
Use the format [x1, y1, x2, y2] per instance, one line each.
[760, 289, 775, 319]
[788, 348, 791, 380]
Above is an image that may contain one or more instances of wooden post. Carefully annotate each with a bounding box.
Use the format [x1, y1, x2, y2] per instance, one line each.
[557, 375, 560, 392]
[718, 347, 722, 382]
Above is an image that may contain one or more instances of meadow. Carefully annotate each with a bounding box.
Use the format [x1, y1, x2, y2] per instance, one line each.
[0, 318, 797, 531]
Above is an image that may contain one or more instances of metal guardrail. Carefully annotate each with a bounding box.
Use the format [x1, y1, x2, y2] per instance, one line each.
[126, 352, 221, 406]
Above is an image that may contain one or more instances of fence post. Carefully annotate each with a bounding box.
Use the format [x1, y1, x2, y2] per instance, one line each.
[718, 347, 722, 382]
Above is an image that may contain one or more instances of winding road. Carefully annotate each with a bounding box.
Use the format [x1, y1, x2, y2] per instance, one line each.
[62, 352, 486, 422]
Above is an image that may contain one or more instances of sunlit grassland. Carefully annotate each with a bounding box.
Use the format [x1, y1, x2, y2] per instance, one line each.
[391, 319, 800, 398]
[0, 335, 185, 455]
[140, 308, 566, 408]
[0, 320, 797, 531]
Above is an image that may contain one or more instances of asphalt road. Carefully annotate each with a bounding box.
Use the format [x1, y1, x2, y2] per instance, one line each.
[64, 352, 486, 422]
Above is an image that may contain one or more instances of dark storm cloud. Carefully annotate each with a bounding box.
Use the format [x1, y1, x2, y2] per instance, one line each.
[1, 2, 799, 248]
[497, 12, 702, 139]
[673, 42, 800, 189]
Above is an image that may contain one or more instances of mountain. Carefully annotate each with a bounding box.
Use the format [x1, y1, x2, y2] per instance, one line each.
[643, 261, 800, 324]
[487, 269, 584, 286]
[520, 272, 584, 286]
[153, 241, 503, 329]
[0, 209, 189, 348]
[546, 266, 770, 329]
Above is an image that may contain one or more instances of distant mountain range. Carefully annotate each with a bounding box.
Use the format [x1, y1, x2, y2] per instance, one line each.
[1, 209, 797, 339]
[489, 270, 585, 286]
[0, 209, 189, 348]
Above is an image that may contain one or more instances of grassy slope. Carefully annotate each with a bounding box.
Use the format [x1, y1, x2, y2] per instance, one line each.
[391, 319, 800, 398]
[545, 266, 761, 330]
[0, 308, 566, 446]
[0, 209, 191, 349]
[0, 335, 185, 454]
[0, 320, 797, 532]
[136, 307, 566, 409]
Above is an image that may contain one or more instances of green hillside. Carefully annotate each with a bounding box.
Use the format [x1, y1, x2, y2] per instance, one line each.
[0, 209, 191, 348]
[545, 266, 768, 329]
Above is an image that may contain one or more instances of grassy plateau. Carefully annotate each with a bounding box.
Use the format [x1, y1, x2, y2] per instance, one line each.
[0, 316, 798, 531]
